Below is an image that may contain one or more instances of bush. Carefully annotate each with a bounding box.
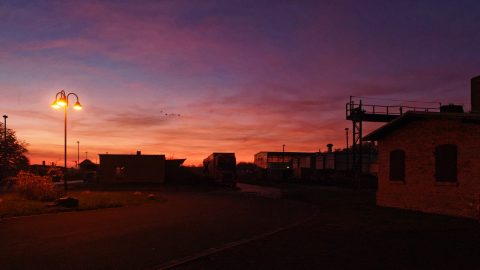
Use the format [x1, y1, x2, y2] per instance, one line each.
[13, 171, 60, 201]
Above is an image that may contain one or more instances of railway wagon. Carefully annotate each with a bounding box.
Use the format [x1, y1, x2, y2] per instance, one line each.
[203, 153, 237, 187]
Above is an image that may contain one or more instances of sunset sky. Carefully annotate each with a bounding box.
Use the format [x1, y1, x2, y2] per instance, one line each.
[1, 0, 480, 166]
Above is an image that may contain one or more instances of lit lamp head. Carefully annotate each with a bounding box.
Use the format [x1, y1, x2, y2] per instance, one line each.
[73, 101, 82, 111]
[56, 96, 67, 107]
[51, 100, 61, 109]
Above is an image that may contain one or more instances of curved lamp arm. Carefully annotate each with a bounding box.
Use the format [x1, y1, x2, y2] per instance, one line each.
[51, 90, 82, 110]
[67, 92, 82, 110]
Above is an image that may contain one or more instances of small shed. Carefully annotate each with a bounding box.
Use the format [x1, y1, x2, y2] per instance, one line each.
[99, 152, 165, 183]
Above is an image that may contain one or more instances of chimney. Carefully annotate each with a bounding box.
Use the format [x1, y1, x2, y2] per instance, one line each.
[136, 150, 141, 156]
[471, 76, 480, 113]
[326, 143, 333, 153]
[42, 161, 46, 166]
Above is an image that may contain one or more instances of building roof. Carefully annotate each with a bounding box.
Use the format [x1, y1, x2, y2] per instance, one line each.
[99, 154, 165, 157]
[79, 159, 95, 166]
[364, 111, 480, 141]
[165, 159, 186, 166]
[255, 151, 315, 156]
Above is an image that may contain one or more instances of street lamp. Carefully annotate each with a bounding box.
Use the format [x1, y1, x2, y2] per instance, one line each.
[51, 90, 82, 192]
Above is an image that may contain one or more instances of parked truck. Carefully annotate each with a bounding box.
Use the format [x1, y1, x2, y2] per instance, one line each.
[203, 153, 237, 187]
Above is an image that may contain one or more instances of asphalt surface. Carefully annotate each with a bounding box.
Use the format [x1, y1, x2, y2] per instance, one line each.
[2, 185, 479, 270]
[0, 190, 315, 270]
[175, 187, 480, 270]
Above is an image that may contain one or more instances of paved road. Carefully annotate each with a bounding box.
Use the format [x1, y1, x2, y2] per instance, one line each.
[0, 190, 315, 270]
[175, 186, 480, 270]
[236, 183, 282, 199]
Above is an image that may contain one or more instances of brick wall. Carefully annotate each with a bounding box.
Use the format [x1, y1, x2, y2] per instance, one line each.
[377, 118, 480, 219]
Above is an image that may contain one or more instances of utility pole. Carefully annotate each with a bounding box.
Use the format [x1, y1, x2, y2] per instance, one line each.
[345, 128, 349, 170]
[77, 141, 80, 168]
[345, 128, 349, 149]
[3, 115, 7, 143]
[2, 115, 8, 179]
[85, 151, 88, 160]
[282, 144, 286, 168]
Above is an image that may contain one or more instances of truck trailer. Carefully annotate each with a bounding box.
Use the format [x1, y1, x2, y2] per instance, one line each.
[203, 153, 237, 187]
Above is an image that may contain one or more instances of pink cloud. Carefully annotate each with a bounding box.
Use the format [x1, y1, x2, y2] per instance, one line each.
[2, 1, 477, 166]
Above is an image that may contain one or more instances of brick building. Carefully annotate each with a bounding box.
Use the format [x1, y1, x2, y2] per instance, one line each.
[364, 76, 480, 219]
[99, 151, 166, 183]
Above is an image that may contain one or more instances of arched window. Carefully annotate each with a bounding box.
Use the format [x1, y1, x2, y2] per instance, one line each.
[435, 144, 457, 182]
[389, 149, 405, 181]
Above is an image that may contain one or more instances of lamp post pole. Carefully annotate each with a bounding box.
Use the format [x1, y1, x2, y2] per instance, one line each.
[3, 115, 6, 143]
[51, 90, 82, 192]
[77, 141, 80, 168]
[64, 104, 67, 191]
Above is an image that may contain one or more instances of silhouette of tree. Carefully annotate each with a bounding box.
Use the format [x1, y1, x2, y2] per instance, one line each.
[237, 162, 259, 180]
[0, 123, 29, 179]
[237, 162, 258, 173]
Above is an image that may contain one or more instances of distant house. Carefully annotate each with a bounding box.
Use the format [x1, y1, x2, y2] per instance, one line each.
[79, 159, 98, 171]
[99, 151, 166, 183]
[255, 147, 376, 181]
[364, 76, 480, 219]
[29, 161, 62, 177]
[254, 151, 314, 170]
[254, 151, 315, 180]
[313, 144, 376, 174]
[79, 159, 99, 182]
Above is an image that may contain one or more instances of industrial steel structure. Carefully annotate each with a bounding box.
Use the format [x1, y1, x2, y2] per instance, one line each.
[345, 96, 441, 176]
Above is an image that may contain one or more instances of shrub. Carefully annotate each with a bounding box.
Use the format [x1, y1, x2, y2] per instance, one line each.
[13, 171, 60, 201]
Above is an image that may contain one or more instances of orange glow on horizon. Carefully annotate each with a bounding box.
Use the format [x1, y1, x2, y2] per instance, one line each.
[2, 1, 474, 168]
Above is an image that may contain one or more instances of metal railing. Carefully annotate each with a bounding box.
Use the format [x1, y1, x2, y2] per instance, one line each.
[346, 101, 441, 119]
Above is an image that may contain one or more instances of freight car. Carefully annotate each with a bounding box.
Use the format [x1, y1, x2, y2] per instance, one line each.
[203, 153, 237, 187]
